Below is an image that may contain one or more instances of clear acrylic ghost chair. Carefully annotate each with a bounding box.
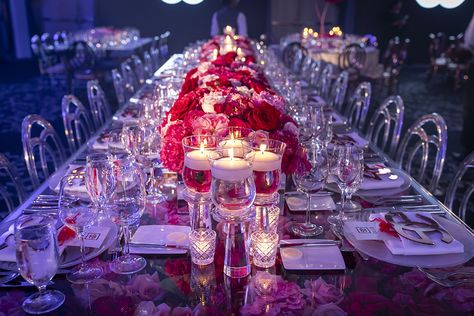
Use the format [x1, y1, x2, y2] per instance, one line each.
[22, 114, 67, 188]
[316, 64, 334, 100]
[328, 71, 349, 110]
[150, 47, 160, 71]
[61, 95, 95, 152]
[345, 82, 372, 130]
[121, 60, 137, 96]
[366, 95, 404, 158]
[309, 60, 323, 88]
[143, 51, 154, 77]
[444, 151, 474, 221]
[112, 68, 127, 106]
[132, 55, 146, 86]
[0, 153, 26, 216]
[87, 80, 112, 130]
[395, 113, 447, 193]
[300, 55, 314, 80]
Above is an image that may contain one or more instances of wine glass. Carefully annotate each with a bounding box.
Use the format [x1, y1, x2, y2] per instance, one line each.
[15, 214, 65, 314]
[85, 153, 116, 222]
[288, 145, 329, 237]
[327, 145, 364, 227]
[314, 109, 333, 150]
[109, 154, 147, 274]
[59, 175, 103, 284]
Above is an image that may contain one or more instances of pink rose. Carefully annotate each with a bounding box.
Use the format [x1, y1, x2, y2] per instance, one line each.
[192, 113, 229, 135]
[126, 272, 161, 301]
[301, 277, 344, 306]
[312, 303, 347, 316]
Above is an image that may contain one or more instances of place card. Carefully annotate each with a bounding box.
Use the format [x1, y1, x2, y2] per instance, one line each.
[62, 226, 111, 249]
[344, 221, 386, 241]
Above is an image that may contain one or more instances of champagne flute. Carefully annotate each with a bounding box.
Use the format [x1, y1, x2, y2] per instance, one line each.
[59, 175, 103, 284]
[109, 154, 147, 274]
[15, 214, 65, 314]
[327, 145, 364, 227]
[85, 153, 116, 222]
[288, 145, 329, 237]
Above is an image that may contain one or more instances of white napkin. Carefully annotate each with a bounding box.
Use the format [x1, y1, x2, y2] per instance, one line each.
[361, 164, 404, 190]
[0, 226, 111, 262]
[370, 212, 464, 256]
[130, 225, 190, 255]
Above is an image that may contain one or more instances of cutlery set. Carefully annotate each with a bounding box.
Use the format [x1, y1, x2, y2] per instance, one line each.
[418, 267, 474, 287]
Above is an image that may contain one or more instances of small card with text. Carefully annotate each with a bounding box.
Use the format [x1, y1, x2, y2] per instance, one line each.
[68, 226, 111, 248]
[344, 221, 386, 241]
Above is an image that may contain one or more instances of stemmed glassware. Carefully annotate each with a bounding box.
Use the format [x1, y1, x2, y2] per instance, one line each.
[328, 145, 364, 228]
[85, 153, 116, 222]
[108, 154, 147, 274]
[288, 145, 329, 237]
[15, 214, 65, 314]
[59, 175, 103, 284]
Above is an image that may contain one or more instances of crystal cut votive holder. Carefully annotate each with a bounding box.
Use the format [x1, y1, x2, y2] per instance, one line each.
[251, 231, 279, 268]
[189, 229, 217, 265]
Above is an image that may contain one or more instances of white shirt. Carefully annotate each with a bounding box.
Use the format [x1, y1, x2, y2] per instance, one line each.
[210, 11, 248, 37]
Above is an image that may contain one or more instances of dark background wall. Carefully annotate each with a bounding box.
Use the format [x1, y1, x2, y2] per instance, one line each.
[95, 0, 269, 53]
[354, 0, 474, 63]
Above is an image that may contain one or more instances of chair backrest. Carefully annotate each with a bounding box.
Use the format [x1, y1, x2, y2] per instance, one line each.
[112, 68, 127, 106]
[366, 95, 404, 158]
[69, 41, 96, 71]
[143, 51, 154, 77]
[30, 35, 42, 57]
[338, 43, 366, 72]
[150, 48, 160, 71]
[345, 81, 372, 130]
[40, 33, 55, 53]
[328, 71, 349, 111]
[132, 55, 146, 85]
[282, 42, 305, 68]
[87, 80, 112, 129]
[316, 64, 334, 99]
[21, 114, 66, 188]
[300, 55, 313, 79]
[396, 113, 447, 193]
[53, 31, 68, 48]
[61, 95, 95, 152]
[444, 151, 474, 221]
[0, 153, 26, 216]
[309, 60, 323, 87]
[121, 60, 137, 96]
[159, 31, 170, 58]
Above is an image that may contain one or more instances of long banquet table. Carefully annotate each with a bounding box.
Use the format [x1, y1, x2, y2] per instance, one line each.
[0, 54, 473, 316]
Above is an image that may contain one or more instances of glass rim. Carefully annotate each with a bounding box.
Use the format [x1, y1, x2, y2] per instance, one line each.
[15, 213, 56, 233]
[182, 135, 218, 151]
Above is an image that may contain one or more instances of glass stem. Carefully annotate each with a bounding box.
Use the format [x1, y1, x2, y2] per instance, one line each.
[305, 193, 311, 226]
[122, 225, 130, 256]
[339, 189, 347, 221]
[79, 232, 86, 268]
[37, 284, 47, 294]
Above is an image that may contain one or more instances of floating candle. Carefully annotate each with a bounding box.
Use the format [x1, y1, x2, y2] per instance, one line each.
[253, 144, 281, 172]
[184, 146, 211, 171]
[211, 157, 252, 181]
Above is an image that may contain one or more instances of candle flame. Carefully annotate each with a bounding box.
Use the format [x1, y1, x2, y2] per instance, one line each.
[259, 143, 267, 155]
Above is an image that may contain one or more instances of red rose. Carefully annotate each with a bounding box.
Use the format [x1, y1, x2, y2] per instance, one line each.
[228, 117, 251, 129]
[246, 102, 281, 131]
[213, 52, 237, 67]
[169, 91, 200, 121]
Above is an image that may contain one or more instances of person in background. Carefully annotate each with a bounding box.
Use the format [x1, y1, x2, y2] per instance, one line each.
[462, 12, 474, 156]
[210, 0, 247, 37]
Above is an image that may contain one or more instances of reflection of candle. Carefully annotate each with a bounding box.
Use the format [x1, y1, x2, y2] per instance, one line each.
[253, 144, 281, 172]
[211, 157, 252, 181]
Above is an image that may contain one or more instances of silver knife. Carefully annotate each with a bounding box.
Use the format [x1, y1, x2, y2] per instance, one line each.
[129, 242, 188, 250]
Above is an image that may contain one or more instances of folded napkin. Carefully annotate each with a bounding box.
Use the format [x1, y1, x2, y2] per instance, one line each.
[0, 225, 111, 262]
[360, 164, 404, 190]
[370, 212, 464, 256]
[130, 225, 190, 255]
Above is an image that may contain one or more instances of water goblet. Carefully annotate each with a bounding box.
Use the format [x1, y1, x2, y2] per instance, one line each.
[288, 145, 329, 237]
[327, 145, 364, 227]
[15, 214, 65, 314]
[85, 153, 116, 221]
[59, 176, 103, 284]
[109, 154, 147, 274]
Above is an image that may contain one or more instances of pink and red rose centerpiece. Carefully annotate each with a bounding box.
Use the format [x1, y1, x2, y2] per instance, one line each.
[160, 36, 303, 175]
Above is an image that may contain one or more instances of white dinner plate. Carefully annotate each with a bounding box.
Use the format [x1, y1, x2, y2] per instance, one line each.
[326, 168, 412, 198]
[343, 215, 474, 268]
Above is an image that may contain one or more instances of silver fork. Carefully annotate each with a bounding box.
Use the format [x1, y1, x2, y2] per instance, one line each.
[418, 267, 474, 280]
[428, 277, 474, 288]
